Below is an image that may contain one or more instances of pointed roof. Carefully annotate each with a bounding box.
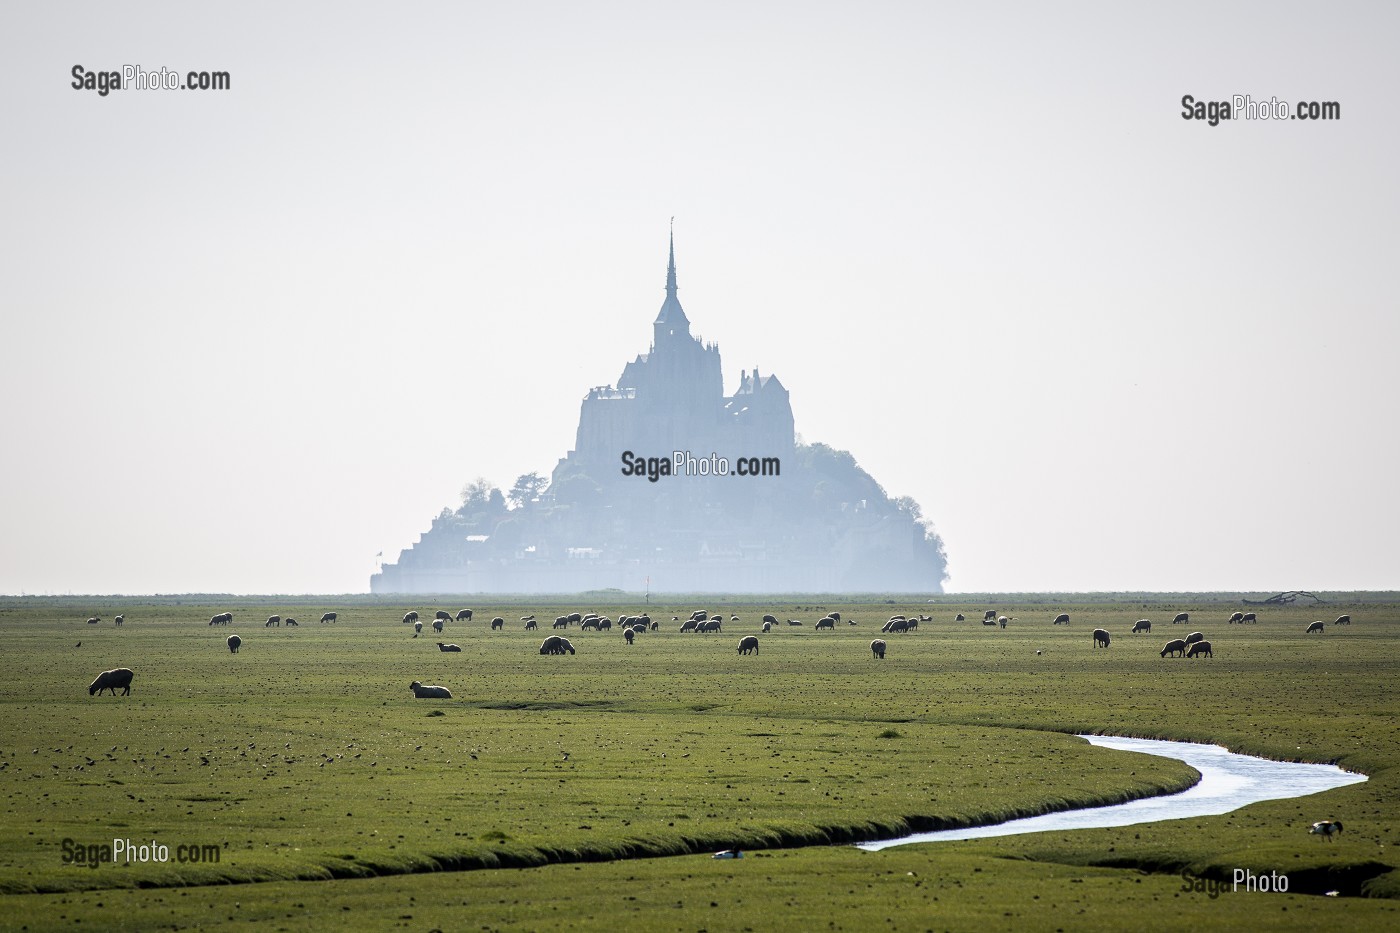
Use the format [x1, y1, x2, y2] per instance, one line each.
[654, 219, 690, 328]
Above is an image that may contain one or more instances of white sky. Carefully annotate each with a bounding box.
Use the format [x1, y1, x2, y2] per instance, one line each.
[1, 1, 1396, 595]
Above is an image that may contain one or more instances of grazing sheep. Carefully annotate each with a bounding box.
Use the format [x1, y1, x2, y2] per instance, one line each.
[1173, 612, 1190, 624]
[871, 639, 886, 659]
[413, 620, 423, 636]
[983, 610, 997, 622]
[403, 611, 419, 624]
[1227, 611, 1244, 624]
[265, 615, 280, 627]
[455, 609, 473, 622]
[623, 627, 635, 645]
[432, 618, 445, 634]
[762, 614, 778, 626]
[409, 681, 452, 699]
[1185, 631, 1205, 645]
[88, 668, 134, 696]
[227, 634, 241, 653]
[1092, 628, 1110, 648]
[523, 618, 536, 631]
[907, 618, 920, 631]
[1132, 619, 1151, 634]
[434, 610, 451, 621]
[1309, 820, 1343, 841]
[553, 616, 570, 630]
[698, 619, 722, 633]
[815, 617, 835, 631]
[1241, 612, 1258, 624]
[1186, 640, 1213, 658]
[491, 617, 504, 631]
[284, 618, 298, 626]
[320, 612, 337, 623]
[114, 615, 124, 626]
[581, 618, 599, 631]
[540, 635, 575, 655]
[1161, 639, 1188, 658]
[1334, 614, 1351, 626]
[1306, 620, 1325, 634]
[679, 619, 699, 633]
[737, 635, 760, 655]
[1053, 613, 1070, 625]
[209, 612, 233, 626]
[437, 642, 462, 652]
[954, 613, 965, 622]
[761, 621, 772, 633]
[999, 616, 1008, 629]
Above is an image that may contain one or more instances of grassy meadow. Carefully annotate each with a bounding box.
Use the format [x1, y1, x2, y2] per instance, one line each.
[0, 594, 1397, 931]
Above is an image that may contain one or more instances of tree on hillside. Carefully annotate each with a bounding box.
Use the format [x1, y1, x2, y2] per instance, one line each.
[508, 472, 548, 510]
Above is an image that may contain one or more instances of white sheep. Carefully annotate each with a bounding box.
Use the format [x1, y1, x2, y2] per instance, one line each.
[409, 681, 452, 699]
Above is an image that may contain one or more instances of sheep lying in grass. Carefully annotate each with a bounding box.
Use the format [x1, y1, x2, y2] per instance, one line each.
[437, 643, 462, 652]
[227, 634, 241, 654]
[409, 681, 452, 699]
[89, 668, 134, 696]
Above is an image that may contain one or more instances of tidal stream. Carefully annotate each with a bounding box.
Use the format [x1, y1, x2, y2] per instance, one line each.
[858, 734, 1367, 851]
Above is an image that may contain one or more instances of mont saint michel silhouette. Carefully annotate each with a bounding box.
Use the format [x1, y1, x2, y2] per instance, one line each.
[371, 233, 947, 594]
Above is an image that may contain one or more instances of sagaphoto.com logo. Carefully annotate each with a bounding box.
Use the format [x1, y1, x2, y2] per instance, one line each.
[71, 64, 230, 97]
[1181, 94, 1340, 126]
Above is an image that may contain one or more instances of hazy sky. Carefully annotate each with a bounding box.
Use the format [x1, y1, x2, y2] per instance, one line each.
[2, 2, 1396, 595]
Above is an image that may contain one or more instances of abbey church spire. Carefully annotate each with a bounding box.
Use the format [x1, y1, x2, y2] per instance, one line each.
[654, 218, 691, 341]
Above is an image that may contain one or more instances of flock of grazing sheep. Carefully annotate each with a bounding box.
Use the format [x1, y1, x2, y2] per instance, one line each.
[79, 605, 1356, 700]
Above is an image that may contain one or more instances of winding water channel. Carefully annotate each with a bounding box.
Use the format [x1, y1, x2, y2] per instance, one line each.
[859, 734, 1368, 851]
